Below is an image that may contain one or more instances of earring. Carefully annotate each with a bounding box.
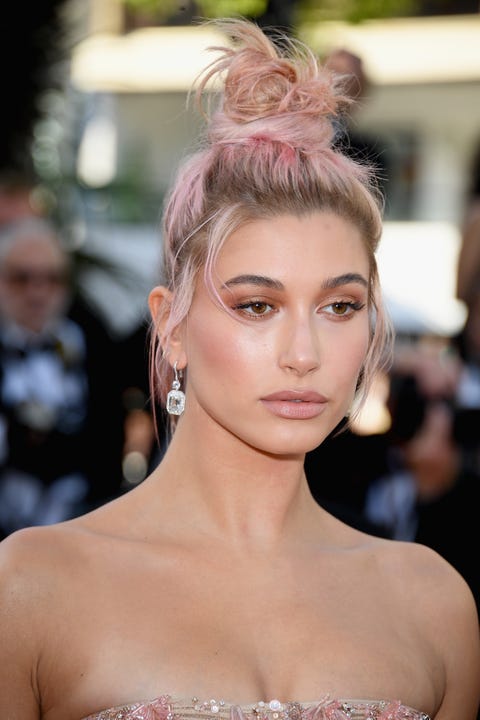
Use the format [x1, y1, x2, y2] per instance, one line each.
[166, 361, 185, 416]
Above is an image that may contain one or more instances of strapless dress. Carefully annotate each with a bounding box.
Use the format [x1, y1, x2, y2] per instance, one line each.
[81, 693, 431, 720]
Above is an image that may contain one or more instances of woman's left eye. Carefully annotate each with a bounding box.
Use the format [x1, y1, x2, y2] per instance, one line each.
[324, 300, 365, 316]
[234, 300, 273, 316]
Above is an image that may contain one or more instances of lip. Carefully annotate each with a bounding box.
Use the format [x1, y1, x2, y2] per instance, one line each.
[260, 390, 328, 419]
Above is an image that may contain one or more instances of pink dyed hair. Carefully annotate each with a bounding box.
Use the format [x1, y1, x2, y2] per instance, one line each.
[150, 18, 393, 429]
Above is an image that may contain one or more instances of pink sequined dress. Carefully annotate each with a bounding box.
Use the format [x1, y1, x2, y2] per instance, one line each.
[82, 694, 430, 720]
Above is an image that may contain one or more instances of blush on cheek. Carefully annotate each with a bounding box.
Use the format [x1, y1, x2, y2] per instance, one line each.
[186, 318, 236, 380]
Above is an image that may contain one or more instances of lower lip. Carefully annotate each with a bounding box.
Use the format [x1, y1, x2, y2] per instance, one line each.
[260, 400, 327, 419]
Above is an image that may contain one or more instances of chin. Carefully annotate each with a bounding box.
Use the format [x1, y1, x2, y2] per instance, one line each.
[252, 427, 334, 458]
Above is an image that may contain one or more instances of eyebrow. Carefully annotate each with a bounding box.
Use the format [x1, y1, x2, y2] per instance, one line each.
[222, 272, 368, 291]
[321, 272, 368, 289]
[222, 274, 284, 290]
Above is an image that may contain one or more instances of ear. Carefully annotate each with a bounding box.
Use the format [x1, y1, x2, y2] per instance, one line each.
[148, 285, 171, 329]
[148, 285, 187, 367]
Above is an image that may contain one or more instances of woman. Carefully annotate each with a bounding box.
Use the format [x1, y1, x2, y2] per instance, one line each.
[0, 18, 479, 720]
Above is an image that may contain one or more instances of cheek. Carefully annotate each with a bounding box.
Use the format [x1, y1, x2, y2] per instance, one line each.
[334, 323, 370, 386]
[185, 314, 256, 386]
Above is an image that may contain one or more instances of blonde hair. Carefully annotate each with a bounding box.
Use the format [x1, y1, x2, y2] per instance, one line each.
[151, 18, 393, 429]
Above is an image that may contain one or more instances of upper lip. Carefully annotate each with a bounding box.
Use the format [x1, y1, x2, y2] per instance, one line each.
[261, 390, 328, 403]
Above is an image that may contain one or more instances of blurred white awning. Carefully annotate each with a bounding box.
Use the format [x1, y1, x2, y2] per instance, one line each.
[70, 25, 229, 92]
[378, 221, 467, 337]
[70, 15, 480, 93]
[304, 14, 480, 85]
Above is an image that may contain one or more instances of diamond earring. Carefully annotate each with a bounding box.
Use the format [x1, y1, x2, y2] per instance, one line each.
[166, 361, 185, 416]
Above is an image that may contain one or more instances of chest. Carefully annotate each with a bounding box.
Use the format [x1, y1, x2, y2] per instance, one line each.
[42, 551, 434, 720]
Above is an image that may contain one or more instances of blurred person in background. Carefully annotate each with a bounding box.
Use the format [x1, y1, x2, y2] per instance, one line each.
[324, 47, 390, 197]
[454, 140, 480, 475]
[363, 336, 480, 613]
[456, 140, 480, 308]
[0, 217, 125, 537]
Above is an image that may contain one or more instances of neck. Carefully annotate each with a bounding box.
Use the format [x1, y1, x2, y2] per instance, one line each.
[147, 414, 322, 551]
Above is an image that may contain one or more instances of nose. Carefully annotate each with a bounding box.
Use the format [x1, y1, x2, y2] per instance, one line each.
[278, 312, 320, 376]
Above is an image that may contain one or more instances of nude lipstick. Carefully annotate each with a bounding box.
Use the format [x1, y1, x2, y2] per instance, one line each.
[260, 390, 328, 419]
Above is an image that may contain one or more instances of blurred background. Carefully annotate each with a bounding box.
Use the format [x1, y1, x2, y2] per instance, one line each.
[1, 0, 479, 339]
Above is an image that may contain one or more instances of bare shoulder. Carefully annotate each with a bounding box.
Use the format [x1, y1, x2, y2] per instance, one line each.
[0, 520, 87, 565]
[378, 538, 475, 603]
[0, 504, 146, 718]
[371, 537, 480, 717]
[0, 524, 89, 717]
[366, 537, 476, 620]
[0, 524, 83, 613]
[0, 515, 119, 619]
[0, 489, 155, 609]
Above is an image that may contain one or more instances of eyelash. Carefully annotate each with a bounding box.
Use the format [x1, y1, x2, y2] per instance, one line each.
[234, 301, 274, 317]
[233, 299, 365, 319]
[325, 300, 366, 317]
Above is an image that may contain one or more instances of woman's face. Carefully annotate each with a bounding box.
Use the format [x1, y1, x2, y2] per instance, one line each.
[179, 211, 371, 455]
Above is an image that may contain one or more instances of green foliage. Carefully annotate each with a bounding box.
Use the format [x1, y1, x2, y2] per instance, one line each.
[123, 0, 182, 22]
[123, 0, 177, 13]
[196, 0, 267, 17]
[119, 0, 421, 24]
[122, 0, 267, 21]
[296, 0, 418, 23]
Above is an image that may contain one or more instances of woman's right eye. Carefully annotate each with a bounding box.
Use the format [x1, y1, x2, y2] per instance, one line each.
[234, 300, 273, 317]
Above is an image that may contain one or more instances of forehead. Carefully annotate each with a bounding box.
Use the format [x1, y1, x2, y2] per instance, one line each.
[2, 234, 65, 268]
[216, 212, 369, 280]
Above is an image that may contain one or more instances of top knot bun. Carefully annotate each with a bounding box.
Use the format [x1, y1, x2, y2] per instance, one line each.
[195, 19, 350, 154]
[157, 19, 388, 410]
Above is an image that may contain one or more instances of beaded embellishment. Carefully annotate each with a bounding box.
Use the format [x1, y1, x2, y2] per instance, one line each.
[82, 694, 430, 720]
